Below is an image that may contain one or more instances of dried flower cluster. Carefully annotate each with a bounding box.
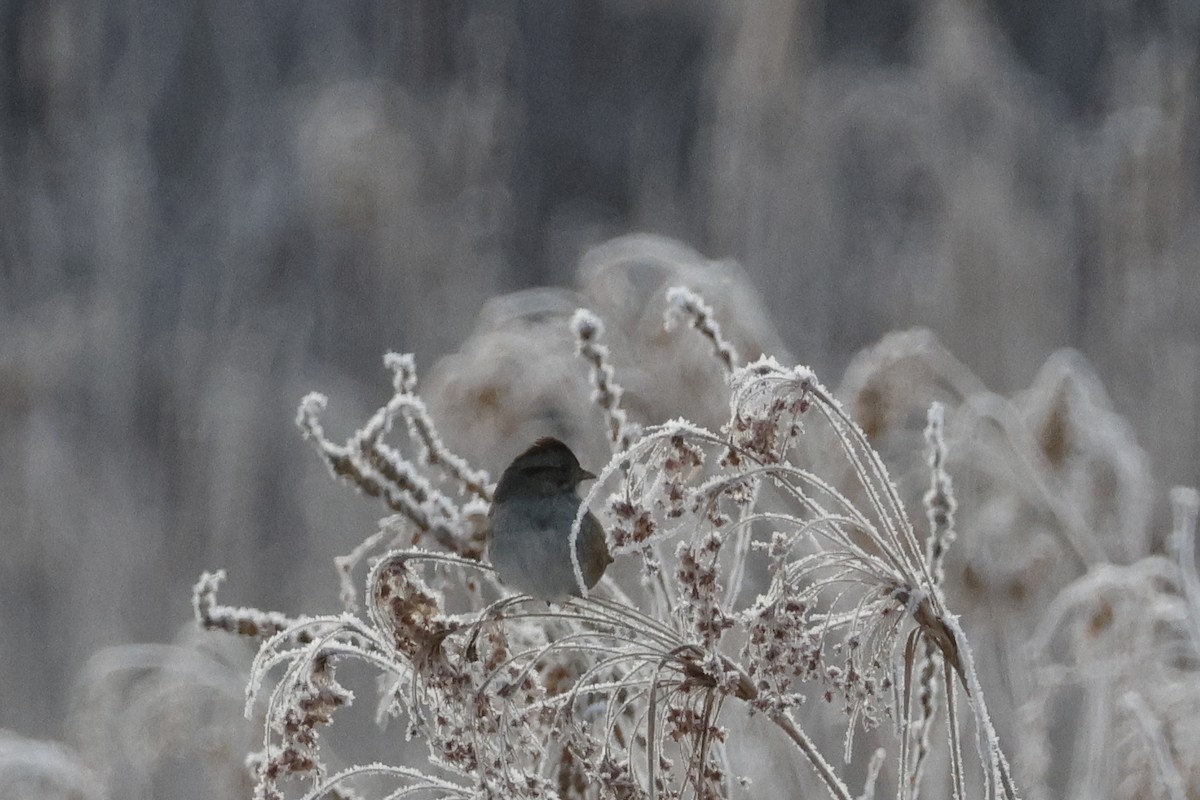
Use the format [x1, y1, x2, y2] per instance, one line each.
[195, 288, 1031, 800]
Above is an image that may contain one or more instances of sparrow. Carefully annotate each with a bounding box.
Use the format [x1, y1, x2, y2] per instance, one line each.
[487, 437, 612, 601]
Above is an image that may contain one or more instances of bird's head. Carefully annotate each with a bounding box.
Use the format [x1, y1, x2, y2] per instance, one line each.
[493, 437, 597, 501]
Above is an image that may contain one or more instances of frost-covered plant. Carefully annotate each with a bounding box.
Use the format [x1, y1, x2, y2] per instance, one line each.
[0, 731, 105, 800]
[1018, 488, 1200, 800]
[64, 626, 257, 800]
[194, 288, 1017, 800]
[822, 326, 1200, 800]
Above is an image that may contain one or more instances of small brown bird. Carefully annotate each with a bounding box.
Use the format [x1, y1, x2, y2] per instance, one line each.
[487, 438, 612, 601]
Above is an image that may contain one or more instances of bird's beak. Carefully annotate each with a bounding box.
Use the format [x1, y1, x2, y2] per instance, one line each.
[579, 468, 597, 481]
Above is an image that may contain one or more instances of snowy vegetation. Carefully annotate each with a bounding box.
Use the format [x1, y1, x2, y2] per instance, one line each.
[193, 280, 1197, 800]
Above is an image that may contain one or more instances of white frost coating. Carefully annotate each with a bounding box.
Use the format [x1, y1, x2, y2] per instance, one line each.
[383, 351, 418, 393]
[923, 401, 957, 588]
[664, 285, 739, 370]
[569, 500, 588, 599]
[296, 392, 328, 436]
[572, 307, 631, 451]
[662, 285, 701, 330]
[728, 356, 816, 423]
[571, 307, 605, 340]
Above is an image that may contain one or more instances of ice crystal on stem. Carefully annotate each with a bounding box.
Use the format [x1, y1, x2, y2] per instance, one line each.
[573, 308, 635, 452]
[664, 286, 739, 373]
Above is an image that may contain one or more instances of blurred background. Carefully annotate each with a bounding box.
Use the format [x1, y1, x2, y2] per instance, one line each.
[1, 0, 1198, 792]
